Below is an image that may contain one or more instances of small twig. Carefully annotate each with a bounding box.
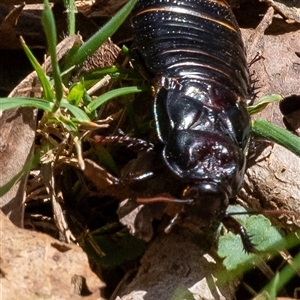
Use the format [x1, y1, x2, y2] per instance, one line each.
[87, 74, 112, 95]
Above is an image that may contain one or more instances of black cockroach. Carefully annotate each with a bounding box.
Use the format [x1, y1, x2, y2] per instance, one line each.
[129, 0, 255, 251]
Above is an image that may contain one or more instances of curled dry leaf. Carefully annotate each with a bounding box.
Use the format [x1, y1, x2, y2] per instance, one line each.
[0, 107, 36, 227]
[113, 229, 238, 300]
[81, 39, 122, 73]
[88, 0, 129, 17]
[0, 210, 106, 300]
[240, 143, 300, 231]
[118, 198, 165, 242]
[244, 8, 300, 110]
[240, 3, 300, 231]
[259, 0, 300, 23]
[0, 3, 26, 49]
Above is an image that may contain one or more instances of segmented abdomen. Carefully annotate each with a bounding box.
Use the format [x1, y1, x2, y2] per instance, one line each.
[131, 0, 251, 100]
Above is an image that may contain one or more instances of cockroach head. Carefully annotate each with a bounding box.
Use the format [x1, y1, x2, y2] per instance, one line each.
[182, 182, 229, 221]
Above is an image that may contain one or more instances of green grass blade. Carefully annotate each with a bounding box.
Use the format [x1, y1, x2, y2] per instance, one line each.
[73, 134, 85, 170]
[83, 66, 142, 81]
[63, 0, 76, 35]
[86, 86, 150, 113]
[0, 158, 33, 197]
[263, 250, 300, 296]
[0, 97, 53, 111]
[20, 37, 54, 102]
[252, 118, 300, 156]
[67, 0, 137, 68]
[67, 82, 85, 106]
[60, 99, 91, 123]
[42, 0, 63, 110]
[248, 94, 282, 115]
[57, 114, 78, 132]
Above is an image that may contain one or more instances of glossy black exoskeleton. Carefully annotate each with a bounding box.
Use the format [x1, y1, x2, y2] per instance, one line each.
[130, 0, 253, 250]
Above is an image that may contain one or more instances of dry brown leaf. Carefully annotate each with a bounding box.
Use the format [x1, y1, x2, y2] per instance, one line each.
[112, 229, 237, 300]
[0, 210, 106, 300]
